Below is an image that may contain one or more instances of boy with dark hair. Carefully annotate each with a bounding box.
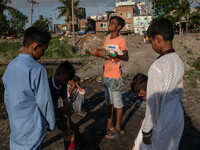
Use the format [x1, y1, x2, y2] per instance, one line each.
[2, 26, 55, 150]
[134, 18, 184, 150]
[48, 61, 75, 109]
[85, 16, 129, 139]
[131, 73, 148, 99]
[48, 61, 75, 131]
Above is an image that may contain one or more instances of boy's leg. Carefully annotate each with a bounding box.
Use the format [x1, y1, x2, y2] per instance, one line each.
[107, 104, 114, 130]
[112, 89, 124, 133]
[115, 107, 123, 132]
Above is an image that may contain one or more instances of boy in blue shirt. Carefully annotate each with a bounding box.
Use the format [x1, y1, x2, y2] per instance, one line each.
[2, 26, 55, 150]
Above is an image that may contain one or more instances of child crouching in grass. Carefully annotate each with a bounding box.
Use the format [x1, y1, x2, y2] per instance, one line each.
[68, 75, 86, 117]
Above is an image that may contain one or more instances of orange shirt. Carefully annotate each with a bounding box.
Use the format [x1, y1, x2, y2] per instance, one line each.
[103, 35, 128, 78]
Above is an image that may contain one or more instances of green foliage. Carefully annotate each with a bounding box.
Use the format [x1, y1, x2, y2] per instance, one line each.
[193, 57, 200, 71]
[56, 0, 84, 21]
[8, 8, 28, 33]
[42, 37, 75, 59]
[0, 14, 9, 34]
[155, 0, 179, 16]
[0, 40, 22, 60]
[187, 50, 192, 54]
[185, 69, 194, 77]
[33, 15, 51, 31]
[0, 0, 12, 14]
[189, 6, 200, 29]
[184, 45, 188, 49]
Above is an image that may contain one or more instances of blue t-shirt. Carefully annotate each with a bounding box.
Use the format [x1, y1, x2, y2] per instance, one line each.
[48, 76, 67, 108]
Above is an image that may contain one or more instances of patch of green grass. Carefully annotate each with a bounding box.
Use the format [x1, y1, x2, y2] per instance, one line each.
[193, 57, 200, 71]
[0, 41, 22, 61]
[136, 46, 139, 48]
[184, 69, 200, 88]
[184, 45, 188, 49]
[185, 70, 195, 77]
[187, 50, 193, 54]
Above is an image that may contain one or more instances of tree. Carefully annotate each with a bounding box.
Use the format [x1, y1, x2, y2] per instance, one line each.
[154, 0, 179, 27]
[56, 0, 84, 30]
[0, 0, 27, 35]
[0, 13, 9, 34]
[173, 0, 191, 34]
[0, 0, 12, 14]
[33, 15, 51, 31]
[189, 6, 200, 30]
[8, 8, 28, 33]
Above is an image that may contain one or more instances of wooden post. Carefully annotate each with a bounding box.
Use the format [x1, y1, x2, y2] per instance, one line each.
[72, 0, 75, 46]
[30, 0, 33, 27]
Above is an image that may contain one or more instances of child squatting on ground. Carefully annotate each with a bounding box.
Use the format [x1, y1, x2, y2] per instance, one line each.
[48, 61, 76, 131]
[133, 18, 185, 150]
[85, 16, 129, 139]
[67, 75, 86, 117]
[2, 26, 55, 150]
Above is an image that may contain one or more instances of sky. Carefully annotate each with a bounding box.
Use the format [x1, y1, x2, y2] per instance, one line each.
[7, 0, 200, 28]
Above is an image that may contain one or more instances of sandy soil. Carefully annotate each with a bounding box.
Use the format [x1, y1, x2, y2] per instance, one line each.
[0, 34, 200, 150]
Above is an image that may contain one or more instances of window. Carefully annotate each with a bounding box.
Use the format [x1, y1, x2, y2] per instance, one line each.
[100, 23, 107, 28]
[103, 23, 107, 28]
[126, 24, 130, 29]
[126, 13, 130, 18]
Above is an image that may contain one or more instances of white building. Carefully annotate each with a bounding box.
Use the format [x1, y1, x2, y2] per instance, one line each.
[115, 0, 135, 7]
[133, 15, 153, 35]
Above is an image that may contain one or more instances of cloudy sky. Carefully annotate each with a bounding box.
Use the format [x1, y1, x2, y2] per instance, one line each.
[7, 0, 199, 28]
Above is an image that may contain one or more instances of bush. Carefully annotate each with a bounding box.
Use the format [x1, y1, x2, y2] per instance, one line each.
[42, 37, 75, 59]
[0, 41, 22, 61]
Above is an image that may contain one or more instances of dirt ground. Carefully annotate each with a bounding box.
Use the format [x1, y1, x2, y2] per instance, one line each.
[0, 34, 200, 150]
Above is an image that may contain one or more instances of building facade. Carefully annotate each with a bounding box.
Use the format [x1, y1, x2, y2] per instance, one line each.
[133, 15, 152, 35]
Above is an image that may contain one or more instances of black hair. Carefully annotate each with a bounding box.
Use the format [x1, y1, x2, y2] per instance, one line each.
[147, 18, 174, 41]
[110, 16, 125, 30]
[131, 73, 148, 93]
[56, 61, 75, 80]
[73, 75, 80, 82]
[23, 26, 51, 47]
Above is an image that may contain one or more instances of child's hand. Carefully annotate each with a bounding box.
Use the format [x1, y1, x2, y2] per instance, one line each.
[84, 47, 92, 54]
[108, 52, 118, 58]
[142, 135, 151, 145]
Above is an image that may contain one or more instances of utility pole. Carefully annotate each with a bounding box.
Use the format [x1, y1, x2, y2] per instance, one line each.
[53, 9, 57, 33]
[72, 0, 75, 46]
[149, 0, 152, 16]
[27, 0, 39, 27]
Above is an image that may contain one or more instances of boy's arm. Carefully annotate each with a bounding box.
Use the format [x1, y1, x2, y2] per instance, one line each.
[116, 38, 129, 61]
[141, 66, 162, 136]
[68, 82, 76, 95]
[75, 82, 85, 95]
[75, 82, 83, 92]
[116, 50, 129, 61]
[33, 67, 55, 130]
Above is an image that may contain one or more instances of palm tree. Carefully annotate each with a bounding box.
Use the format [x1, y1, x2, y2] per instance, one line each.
[174, 0, 191, 35]
[189, 6, 200, 30]
[56, 0, 84, 30]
